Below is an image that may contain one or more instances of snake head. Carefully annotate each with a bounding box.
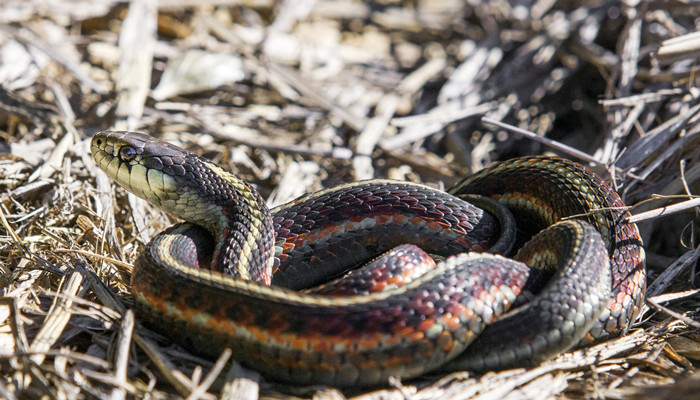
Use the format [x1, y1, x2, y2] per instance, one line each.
[90, 130, 273, 253]
[91, 130, 187, 207]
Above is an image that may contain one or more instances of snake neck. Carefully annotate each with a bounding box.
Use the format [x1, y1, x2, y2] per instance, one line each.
[163, 157, 277, 284]
[155, 163, 277, 284]
[91, 131, 277, 284]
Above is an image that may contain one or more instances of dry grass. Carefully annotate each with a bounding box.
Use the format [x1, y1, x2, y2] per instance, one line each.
[1, 0, 700, 399]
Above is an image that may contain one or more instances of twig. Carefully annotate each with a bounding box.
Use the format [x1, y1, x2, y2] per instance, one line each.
[266, 62, 367, 132]
[646, 298, 700, 330]
[626, 197, 700, 224]
[110, 310, 135, 400]
[646, 246, 700, 298]
[55, 248, 133, 273]
[185, 349, 232, 400]
[29, 271, 85, 365]
[480, 117, 605, 166]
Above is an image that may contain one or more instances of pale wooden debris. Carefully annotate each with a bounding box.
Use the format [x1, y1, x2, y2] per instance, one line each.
[28, 272, 86, 365]
[114, 0, 157, 130]
[111, 309, 135, 400]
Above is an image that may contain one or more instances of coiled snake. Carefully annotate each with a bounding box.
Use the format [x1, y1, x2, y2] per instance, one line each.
[91, 131, 645, 387]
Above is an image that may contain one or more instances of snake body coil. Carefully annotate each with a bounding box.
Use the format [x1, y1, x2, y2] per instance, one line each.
[91, 131, 645, 387]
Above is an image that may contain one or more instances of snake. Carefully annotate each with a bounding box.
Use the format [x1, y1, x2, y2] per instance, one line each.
[90, 130, 646, 387]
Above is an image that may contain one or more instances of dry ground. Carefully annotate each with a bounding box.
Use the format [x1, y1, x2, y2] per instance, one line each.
[1, 0, 700, 399]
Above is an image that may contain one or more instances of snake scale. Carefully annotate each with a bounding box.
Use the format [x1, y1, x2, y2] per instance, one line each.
[91, 130, 646, 387]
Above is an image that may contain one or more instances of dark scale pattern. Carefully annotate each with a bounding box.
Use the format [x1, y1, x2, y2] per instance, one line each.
[450, 156, 646, 341]
[271, 181, 503, 289]
[133, 241, 530, 386]
[308, 244, 437, 296]
[447, 220, 611, 371]
[172, 152, 276, 283]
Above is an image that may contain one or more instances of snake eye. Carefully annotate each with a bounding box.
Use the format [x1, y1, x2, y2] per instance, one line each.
[120, 146, 137, 161]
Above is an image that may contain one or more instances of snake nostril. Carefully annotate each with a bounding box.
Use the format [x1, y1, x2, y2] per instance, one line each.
[120, 146, 137, 161]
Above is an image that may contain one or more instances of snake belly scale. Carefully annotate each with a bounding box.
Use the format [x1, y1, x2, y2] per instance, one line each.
[91, 131, 646, 387]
